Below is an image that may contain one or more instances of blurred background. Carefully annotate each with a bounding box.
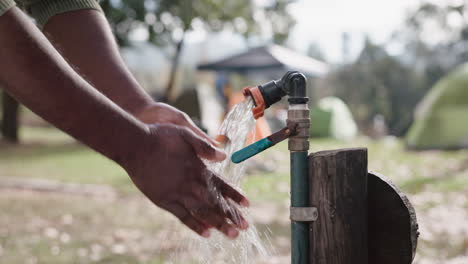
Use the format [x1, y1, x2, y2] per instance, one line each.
[1, 0, 467, 263]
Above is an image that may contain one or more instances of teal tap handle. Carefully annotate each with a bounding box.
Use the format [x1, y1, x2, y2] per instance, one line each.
[231, 138, 274, 164]
[231, 122, 297, 164]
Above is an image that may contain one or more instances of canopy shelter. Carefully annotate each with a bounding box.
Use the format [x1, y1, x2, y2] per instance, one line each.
[197, 45, 329, 77]
[196, 45, 329, 140]
[406, 63, 468, 150]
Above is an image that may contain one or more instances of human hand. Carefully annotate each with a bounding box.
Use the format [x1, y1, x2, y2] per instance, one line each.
[122, 124, 249, 239]
[135, 102, 218, 146]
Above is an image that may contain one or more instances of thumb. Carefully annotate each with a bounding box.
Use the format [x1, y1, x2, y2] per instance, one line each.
[181, 128, 226, 162]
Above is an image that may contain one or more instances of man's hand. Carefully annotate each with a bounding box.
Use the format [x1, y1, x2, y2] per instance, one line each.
[135, 102, 218, 146]
[42, 8, 249, 238]
[124, 124, 249, 238]
[0, 8, 248, 239]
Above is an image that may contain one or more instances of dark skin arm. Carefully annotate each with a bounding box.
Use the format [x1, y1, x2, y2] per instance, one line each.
[0, 7, 248, 238]
[42, 9, 217, 146]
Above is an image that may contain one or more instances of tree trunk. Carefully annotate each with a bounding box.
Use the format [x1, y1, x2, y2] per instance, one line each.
[163, 32, 185, 103]
[1, 90, 20, 143]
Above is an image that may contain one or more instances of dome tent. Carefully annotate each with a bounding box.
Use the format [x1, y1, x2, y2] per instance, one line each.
[310, 96, 358, 141]
[406, 63, 468, 150]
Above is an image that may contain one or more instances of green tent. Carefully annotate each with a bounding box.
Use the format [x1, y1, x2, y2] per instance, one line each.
[310, 97, 358, 141]
[406, 63, 468, 149]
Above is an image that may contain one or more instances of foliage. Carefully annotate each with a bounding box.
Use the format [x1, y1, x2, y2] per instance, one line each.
[101, 0, 295, 47]
[396, 1, 468, 86]
[100, 0, 295, 100]
[326, 38, 429, 136]
[324, 1, 468, 136]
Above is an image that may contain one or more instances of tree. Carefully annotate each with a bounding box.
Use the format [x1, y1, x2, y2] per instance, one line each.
[322, 1, 468, 137]
[101, 0, 295, 102]
[264, 0, 296, 44]
[327, 38, 428, 136]
[395, 1, 468, 86]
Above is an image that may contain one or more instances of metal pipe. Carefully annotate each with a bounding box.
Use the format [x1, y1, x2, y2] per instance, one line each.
[288, 103, 310, 264]
[291, 151, 309, 263]
[239, 71, 311, 264]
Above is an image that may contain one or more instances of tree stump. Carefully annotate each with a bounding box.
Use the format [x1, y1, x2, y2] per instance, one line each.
[309, 148, 368, 264]
[308, 148, 419, 264]
[368, 171, 419, 264]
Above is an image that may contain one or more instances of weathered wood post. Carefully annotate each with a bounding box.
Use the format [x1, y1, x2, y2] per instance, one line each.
[309, 148, 368, 264]
[1, 90, 20, 143]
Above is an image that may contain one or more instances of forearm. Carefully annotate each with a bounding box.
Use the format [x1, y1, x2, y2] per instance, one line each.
[0, 8, 148, 164]
[42, 9, 154, 116]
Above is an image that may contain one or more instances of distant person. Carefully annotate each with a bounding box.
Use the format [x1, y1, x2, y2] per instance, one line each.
[0, 1, 248, 239]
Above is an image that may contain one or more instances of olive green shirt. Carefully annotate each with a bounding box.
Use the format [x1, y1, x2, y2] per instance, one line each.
[0, 0, 101, 26]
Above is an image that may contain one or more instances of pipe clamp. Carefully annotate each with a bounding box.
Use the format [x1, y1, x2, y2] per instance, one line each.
[290, 207, 318, 222]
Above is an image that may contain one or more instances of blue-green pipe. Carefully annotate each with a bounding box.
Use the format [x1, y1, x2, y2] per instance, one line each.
[291, 151, 309, 264]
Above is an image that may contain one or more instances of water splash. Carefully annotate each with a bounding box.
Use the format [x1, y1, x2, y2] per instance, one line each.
[169, 97, 272, 263]
[212, 97, 256, 185]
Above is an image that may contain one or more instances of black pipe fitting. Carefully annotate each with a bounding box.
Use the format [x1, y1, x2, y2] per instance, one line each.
[281, 71, 309, 105]
[258, 80, 286, 108]
[256, 71, 308, 108]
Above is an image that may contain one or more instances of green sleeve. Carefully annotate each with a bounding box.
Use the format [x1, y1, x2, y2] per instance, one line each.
[0, 0, 16, 17]
[21, 0, 103, 27]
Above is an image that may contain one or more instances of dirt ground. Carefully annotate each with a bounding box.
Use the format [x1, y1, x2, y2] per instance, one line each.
[0, 128, 467, 263]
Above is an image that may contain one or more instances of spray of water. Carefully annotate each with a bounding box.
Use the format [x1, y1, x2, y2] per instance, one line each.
[168, 97, 272, 264]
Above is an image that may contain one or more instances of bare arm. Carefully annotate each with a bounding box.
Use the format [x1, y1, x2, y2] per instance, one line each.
[0, 7, 147, 162]
[0, 7, 248, 238]
[42, 9, 217, 145]
[42, 9, 152, 115]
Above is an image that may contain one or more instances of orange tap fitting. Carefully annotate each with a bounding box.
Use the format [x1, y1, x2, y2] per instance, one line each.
[215, 134, 229, 146]
[242, 86, 266, 120]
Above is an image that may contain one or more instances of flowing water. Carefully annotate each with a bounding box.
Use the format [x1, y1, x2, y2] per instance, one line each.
[169, 97, 272, 263]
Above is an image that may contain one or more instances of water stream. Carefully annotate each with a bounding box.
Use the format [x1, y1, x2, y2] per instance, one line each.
[169, 97, 272, 263]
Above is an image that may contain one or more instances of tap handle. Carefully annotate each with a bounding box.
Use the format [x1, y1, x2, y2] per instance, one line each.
[231, 122, 298, 164]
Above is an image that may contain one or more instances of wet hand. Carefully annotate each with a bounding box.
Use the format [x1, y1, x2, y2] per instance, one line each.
[135, 102, 219, 146]
[123, 124, 250, 239]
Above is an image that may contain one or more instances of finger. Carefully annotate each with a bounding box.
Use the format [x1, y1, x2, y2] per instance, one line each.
[190, 206, 239, 239]
[211, 176, 250, 207]
[180, 117, 220, 147]
[181, 128, 226, 161]
[222, 200, 249, 230]
[190, 182, 248, 230]
[165, 203, 211, 238]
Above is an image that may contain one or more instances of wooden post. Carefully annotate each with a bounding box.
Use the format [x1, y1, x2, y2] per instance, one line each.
[309, 148, 368, 264]
[1, 90, 20, 143]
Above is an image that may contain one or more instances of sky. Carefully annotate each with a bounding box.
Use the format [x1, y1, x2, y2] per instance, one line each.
[287, 0, 421, 62]
[131, 0, 445, 65]
[180, 0, 423, 63]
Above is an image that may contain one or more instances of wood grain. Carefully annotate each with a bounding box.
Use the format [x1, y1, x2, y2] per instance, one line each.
[309, 148, 368, 264]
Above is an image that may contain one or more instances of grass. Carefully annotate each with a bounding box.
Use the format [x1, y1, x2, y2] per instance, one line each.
[1, 126, 468, 263]
[0, 127, 135, 193]
[2, 127, 468, 196]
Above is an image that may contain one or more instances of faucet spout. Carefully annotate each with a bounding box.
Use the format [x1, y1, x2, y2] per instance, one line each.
[242, 71, 308, 119]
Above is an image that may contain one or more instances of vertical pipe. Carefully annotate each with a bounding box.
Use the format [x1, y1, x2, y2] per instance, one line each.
[291, 151, 309, 264]
[288, 104, 310, 264]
